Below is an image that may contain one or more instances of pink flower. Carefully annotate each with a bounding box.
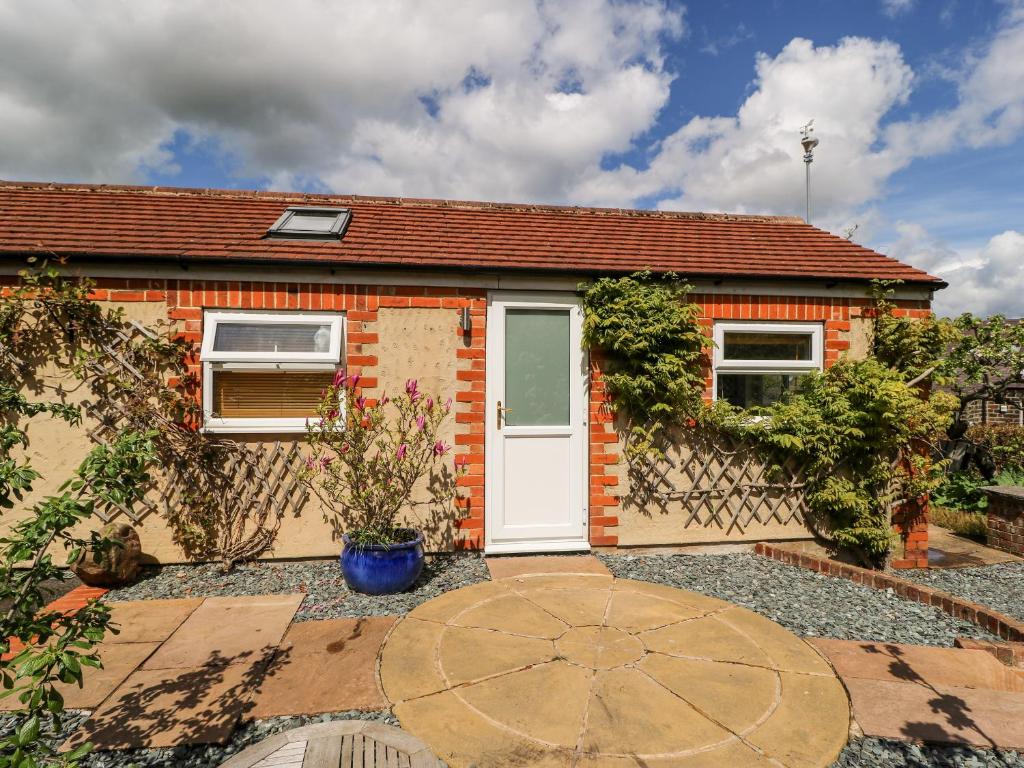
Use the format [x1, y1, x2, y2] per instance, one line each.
[320, 456, 333, 468]
[305, 457, 316, 469]
[355, 395, 367, 411]
[444, 397, 452, 412]
[432, 440, 450, 456]
[340, 442, 350, 453]
[405, 379, 418, 395]
[396, 443, 408, 460]
[455, 455, 467, 468]
[327, 408, 339, 420]
[380, 392, 389, 406]
[416, 414, 426, 431]
[426, 396, 434, 410]
[332, 370, 347, 387]
[349, 373, 361, 389]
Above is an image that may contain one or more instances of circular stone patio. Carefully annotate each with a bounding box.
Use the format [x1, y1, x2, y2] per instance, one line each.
[378, 573, 851, 768]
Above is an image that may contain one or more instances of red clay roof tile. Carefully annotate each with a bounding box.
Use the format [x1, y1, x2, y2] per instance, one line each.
[0, 181, 942, 286]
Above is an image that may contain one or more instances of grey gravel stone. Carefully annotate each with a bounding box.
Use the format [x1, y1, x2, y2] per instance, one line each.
[103, 554, 490, 621]
[831, 737, 1024, 767]
[599, 552, 997, 646]
[901, 562, 1024, 623]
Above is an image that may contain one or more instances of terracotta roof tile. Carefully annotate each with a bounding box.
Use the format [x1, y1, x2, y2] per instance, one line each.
[0, 181, 942, 286]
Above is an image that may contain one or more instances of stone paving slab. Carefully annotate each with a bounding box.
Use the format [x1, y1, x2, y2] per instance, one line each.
[0, 641, 159, 711]
[104, 598, 202, 644]
[382, 573, 850, 767]
[143, 594, 304, 670]
[249, 616, 397, 718]
[66, 660, 267, 750]
[843, 676, 1024, 750]
[485, 554, 611, 580]
[810, 638, 1024, 692]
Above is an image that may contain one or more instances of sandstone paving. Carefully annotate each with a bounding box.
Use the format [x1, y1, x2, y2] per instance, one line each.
[103, 598, 202, 644]
[809, 638, 1024, 692]
[0, 641, 159, 712]
[843, 676, 1024, 750]
[143, 594, 304, 670]
[381, 573, 850, 767]
[67, 660, 267, 750]
[248, 616, 397, 718]
[811, 638, 1024, 751]
[485, 554, 611, 580]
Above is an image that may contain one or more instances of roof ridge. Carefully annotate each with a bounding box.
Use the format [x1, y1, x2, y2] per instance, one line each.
[0, 179, 805, 225]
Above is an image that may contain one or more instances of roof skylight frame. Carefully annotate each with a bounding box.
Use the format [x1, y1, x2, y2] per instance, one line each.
[266, 206, 352, 240]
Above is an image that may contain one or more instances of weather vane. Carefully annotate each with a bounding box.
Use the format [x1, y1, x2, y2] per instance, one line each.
[800, 120, 819, 224]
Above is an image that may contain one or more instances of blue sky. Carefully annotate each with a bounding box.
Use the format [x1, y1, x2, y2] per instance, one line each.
[0, 0, 1021, 315]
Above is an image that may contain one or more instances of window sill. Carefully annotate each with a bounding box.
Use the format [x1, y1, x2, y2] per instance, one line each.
[201, 419, 311, 435]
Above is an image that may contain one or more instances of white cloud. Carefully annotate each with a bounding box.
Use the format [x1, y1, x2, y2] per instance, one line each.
[576, 36, 915, 217]
[0, 0, 683, 201]
[882, 0, 916, 17]
[886, 223, 1024, 317]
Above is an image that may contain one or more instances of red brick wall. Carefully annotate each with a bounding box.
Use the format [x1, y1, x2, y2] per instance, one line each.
[9, 273, 933, 555]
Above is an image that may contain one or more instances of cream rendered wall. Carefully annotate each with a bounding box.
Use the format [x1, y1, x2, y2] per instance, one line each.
[8, 300, 462, 564]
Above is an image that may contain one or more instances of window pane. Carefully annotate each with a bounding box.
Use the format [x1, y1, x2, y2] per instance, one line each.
[285, 212, 338, 232]
[213, 322, 333, 354]
[717, 373, 803, 409]
[723, 332, 812, 361]
[504, 309, 570, 426]
[212, 370, 334, 419]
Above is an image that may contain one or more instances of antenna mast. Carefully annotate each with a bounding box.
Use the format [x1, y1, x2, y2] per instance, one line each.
[800, 120, 819, 224]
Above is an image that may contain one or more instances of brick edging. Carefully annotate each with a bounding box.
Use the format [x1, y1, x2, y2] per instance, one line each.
[754, 542, 1024, 642]
[3, 585, 109, 661]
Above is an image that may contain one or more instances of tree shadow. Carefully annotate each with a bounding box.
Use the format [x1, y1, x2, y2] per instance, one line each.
[65, 645, 289, 752]
[858, 642, 997, 748]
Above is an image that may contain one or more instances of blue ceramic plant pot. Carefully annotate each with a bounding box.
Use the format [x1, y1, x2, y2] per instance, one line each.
[339, 528, 425, 595]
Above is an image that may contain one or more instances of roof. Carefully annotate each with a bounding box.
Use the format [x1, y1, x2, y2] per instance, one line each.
[0, 181, 943, 286]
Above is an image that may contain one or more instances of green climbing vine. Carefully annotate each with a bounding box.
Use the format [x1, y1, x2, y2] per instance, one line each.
[579, 271, 710, 458]
[581, 272, 959, 567]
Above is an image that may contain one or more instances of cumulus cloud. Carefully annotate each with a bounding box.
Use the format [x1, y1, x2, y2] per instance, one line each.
[0, 0, 683, 201]
[887, 223, 1024, 317]
[576, 35, 915, 217]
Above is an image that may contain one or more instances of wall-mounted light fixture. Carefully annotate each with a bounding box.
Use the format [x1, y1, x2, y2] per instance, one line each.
[460, 307, 472, 336]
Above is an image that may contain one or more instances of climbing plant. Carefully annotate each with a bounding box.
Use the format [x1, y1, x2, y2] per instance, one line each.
[579, 271, 710, 458]
[582, 272, 959, 567]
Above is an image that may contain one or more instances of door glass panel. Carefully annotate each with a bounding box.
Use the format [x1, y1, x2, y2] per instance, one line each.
[504, 309, 570, 426]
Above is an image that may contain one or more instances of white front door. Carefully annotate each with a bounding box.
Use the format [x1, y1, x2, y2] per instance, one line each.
[485, 292, 589, 553]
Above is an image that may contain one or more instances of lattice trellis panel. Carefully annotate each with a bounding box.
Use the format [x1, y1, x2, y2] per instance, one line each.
[76, 321, 308, 561]
[633, 429, 810, 535]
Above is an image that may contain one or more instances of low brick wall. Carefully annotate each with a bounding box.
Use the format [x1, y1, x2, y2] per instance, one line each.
[985, 486, 1024, 557]
[754, 542, 1024, 642]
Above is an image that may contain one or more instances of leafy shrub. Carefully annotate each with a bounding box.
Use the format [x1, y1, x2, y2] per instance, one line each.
[580, 271, 709, 458]
[966, 424, 1024, 475]
[932, 471, 991, 512]
[301, 373, 462, 547]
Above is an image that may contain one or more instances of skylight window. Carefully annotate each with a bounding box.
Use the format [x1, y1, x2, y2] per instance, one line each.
[267, 206, 351, 239]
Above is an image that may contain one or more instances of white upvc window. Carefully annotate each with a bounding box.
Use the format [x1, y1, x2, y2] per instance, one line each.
[201, 310, 344, 434]
[712, 321, 823, 409]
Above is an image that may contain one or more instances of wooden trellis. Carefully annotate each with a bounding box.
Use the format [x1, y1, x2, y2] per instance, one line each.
[77, 321, 308, 563]
[633, 429, 810, 535]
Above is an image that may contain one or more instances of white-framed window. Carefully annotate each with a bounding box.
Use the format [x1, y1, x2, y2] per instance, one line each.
[201, 310, 345, 433]
[712, 321, 823, 409]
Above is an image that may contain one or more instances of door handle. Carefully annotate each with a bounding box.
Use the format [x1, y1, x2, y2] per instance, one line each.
[496, 400, 512, 430]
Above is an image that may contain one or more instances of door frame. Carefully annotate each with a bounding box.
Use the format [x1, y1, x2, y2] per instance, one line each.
[484, 291, 590, 554]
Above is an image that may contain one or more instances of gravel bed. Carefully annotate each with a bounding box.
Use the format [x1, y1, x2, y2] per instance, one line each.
[599, 553, 997, 646]
[900, 562, 1024, 623]
[79, 710, 396, 768]
[103, 554, 489, 621]
[831, 737, 1024, 767]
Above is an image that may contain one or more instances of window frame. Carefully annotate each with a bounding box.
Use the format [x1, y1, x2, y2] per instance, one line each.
[201, 309, 345, 434]
[266, 206, 352, 239]
[712, 321, 823, 405]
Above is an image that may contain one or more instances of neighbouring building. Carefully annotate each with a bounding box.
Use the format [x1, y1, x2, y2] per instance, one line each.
[0, 182, 944, 567]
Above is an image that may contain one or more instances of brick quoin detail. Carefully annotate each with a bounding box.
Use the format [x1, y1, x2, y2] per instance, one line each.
[589, 350, 621, 547]
[452, 290, 487, 550]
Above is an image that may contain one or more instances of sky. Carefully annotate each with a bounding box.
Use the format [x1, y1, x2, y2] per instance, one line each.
[0, 0, 1021, 317]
